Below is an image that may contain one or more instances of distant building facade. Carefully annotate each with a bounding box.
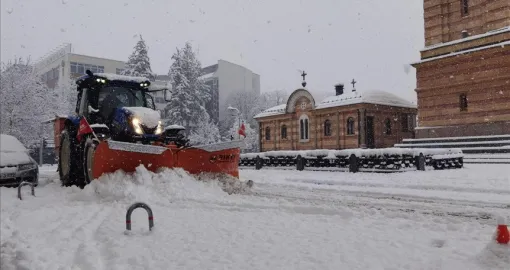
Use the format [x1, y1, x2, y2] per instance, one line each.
[33, 43, 170, 115]
[200, 60, 260, 123]
[411, 0, 510, 138]
[254, 84, 417, 152]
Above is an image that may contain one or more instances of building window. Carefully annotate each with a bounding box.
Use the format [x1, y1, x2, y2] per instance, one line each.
[459, 93, 468, 111]
[461, 0, 469, 16]
[299, 115, 309, 140]
[281, 125, 287, 139]
[402, 114, 409, 132]
[384, 118, 392, 135]
[70, 62, 105, 74]
[300, 102, 307, 110]
[265, 127, 271, 141]
[324, 120, 332, 136]
[347, 117, 355, 135]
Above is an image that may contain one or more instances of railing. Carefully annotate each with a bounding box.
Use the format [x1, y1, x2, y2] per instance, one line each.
[239, 148, 464, 172]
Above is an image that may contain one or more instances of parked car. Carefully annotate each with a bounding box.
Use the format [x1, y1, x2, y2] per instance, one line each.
[0, 134, 39, 187]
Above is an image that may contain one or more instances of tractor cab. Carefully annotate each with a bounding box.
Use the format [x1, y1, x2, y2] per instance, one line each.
[75, 70, 163, 142]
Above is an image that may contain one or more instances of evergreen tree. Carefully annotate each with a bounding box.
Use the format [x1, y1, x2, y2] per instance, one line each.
[165, 42, 210, 130]
[122, 35, 155, 80]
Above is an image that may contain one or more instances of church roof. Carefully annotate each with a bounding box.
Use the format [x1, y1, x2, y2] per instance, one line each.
[253, 89, 416, 120]
[254, 104, 286, 119]
[316, 90, 416, 110]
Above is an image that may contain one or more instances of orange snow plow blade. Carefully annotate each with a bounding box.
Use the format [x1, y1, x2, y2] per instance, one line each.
[91, 140, 242, 180]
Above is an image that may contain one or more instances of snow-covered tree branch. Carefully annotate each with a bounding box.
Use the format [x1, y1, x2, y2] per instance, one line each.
[0, 58, 54, 145]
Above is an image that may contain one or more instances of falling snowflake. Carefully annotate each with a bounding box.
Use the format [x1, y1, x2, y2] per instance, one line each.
[60, 28, 66, 32]
[6, 8, 13, 14]
[499, 90, 503, 95]
[61, 0, 68, 4]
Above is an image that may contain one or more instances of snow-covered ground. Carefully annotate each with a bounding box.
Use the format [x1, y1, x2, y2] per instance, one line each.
[1, 164, 509, 270]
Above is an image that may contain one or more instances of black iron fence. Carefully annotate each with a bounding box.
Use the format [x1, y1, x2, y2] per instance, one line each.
[239, 148, 464, 172]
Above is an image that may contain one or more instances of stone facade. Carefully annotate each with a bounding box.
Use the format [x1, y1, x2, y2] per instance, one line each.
[254, 88, 417, 152]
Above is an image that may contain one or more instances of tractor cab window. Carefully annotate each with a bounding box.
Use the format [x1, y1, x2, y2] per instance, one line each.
[95, 86, 148, 123]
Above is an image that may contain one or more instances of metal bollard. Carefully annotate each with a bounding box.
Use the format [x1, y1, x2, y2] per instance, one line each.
[126, 202, 154, 231]
[415, 153, 426, 171]
[349, 154, 359, 173]
[18, 181, 35, 200]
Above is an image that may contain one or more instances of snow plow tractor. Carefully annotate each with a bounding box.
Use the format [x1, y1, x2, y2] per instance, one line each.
[56, 70, 242, 188]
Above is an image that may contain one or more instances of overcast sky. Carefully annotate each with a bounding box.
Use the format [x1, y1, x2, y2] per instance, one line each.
[1, 0, 424, 102]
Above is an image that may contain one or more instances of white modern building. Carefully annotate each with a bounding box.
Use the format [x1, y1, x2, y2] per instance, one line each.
[33, 43, 170, 115]
[200, 60, 260, 123]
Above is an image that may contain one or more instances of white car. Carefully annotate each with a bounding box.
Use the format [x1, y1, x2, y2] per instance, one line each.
[0, 134, 39, 187]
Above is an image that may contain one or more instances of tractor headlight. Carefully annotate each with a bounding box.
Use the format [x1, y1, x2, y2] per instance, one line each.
[131, 117, 143, 134]
[155, 121, 163, 135]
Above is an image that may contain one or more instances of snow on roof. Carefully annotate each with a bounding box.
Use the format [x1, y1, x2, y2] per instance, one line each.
[254, 104, 287, 119]
[412, 40, 510, 65]
[316, 90, 416, 110]
[93, 73, 150, 83]
[421, 26, 510, 52]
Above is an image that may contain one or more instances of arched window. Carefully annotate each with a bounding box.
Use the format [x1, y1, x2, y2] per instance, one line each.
[265, 127, 271, 141]
[347, 117, 355, 135]
[384, 118, 392, 135]
[281, 125, 287, 139]
[299, 115, 309, 140]
[324, 120, 332, 136]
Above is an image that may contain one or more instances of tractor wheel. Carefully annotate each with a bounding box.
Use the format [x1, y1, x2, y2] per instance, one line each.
[58, 129, 80, 187]
[83, 139, 99, 186]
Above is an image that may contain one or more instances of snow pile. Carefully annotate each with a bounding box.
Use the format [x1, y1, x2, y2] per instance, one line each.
[73, 165, 252, 205]
[123, 107, 160, 128]
[74, 165, 233, 204]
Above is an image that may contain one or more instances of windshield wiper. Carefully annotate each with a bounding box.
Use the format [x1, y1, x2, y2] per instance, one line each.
[126, 88, 142, 103]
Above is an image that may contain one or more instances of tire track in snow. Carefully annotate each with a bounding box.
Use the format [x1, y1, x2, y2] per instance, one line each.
[248, 183, 509, 223]
[71, 204, 113, 270]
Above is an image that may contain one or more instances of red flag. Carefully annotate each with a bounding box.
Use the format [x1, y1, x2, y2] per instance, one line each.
[77, 117, 94, 141]
[238, 122, 246, 137]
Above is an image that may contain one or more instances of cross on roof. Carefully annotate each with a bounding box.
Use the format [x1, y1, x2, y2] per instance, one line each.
[301, 70, 307, 81]
[351, 79, 357, 89]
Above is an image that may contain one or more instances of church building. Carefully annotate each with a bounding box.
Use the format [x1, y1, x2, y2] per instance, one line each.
[254, 80, 417, 152]
[411, 0, 510, 138]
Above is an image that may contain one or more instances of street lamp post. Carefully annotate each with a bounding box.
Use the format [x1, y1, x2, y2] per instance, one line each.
[227, 106, 241, 140]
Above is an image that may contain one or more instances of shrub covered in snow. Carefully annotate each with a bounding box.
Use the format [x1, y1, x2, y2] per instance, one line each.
[239, 148, 464, 171]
